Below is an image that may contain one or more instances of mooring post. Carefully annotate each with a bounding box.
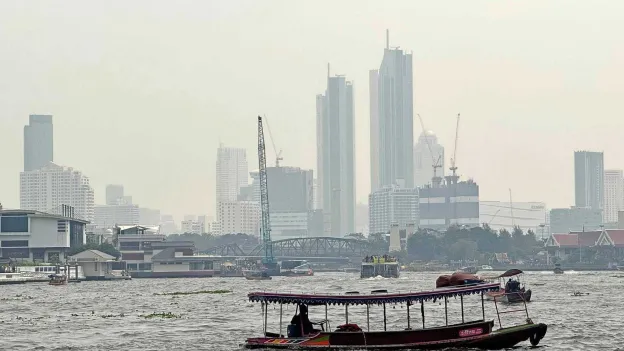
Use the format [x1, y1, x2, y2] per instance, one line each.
[461, 295, 464, 323]
[383, 303, 387, 331]
[406, 302, 411, 329]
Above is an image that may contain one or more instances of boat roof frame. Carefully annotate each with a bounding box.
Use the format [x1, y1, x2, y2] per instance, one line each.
[248, 283, 500, 306]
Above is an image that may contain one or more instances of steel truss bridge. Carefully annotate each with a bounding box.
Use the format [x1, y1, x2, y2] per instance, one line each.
[204, 237, 372, 259]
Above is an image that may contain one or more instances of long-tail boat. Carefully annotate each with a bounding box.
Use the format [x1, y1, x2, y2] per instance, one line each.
[482, 269, 532, 303]
[244, 283, 547, 349]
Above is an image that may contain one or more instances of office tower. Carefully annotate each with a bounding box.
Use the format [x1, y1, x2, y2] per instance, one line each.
[414, 131, 445, 187]
[369, 185, 419, 235]
[370, 30, 414, 190]
[24, 114, 53, 171]
[216, 145, 248, 211]
[94, 203, 140, 227]
[316, 71, 356, 237]
[574, 151, 604, 210]
[20, 162, 95, 222]
[604, 170, 624, 223]
[106, 184, 125, 205]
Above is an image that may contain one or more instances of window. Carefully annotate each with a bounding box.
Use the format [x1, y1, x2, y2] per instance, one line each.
[3, 248, 29, 258]
[0, 215, 28, 233]
[1, 240, 28, 247]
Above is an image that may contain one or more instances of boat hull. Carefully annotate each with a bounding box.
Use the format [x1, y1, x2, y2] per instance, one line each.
[244, 321, 547, 350]
[486, 289, 532, 303]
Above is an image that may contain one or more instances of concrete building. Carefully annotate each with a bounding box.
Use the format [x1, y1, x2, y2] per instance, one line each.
[94, 203, 140, 227]
[479, 201, 548, 234]
[370, 30, 414, 191]
[217, 201, 260, 235]
[369, 185, 419, 235]
[159, 214, 177, 234]
[419, 179, 479, 231]
[20, 162, 95, 222]
[180, 220, 205, 234]
[138, 208, 161, 226]
[575, 151, 604, 210]
[549, 207, 603, 234]
[216, 145, 248, 208]
[105, 185, 125, 205]
[414, 131, 445, 188]
[24, 114, 53, 172]
[68, 249, 118, 280]
[604, 170, 624, 223]
[389, 223, 414, 252]
[316, 73, 355, 237]
[0, 209, 87, 262]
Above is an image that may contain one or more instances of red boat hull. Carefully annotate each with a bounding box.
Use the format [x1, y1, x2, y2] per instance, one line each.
[245, 321, 547, 350]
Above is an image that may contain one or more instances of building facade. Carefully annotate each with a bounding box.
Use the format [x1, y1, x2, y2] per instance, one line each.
[370, 31, 414, 191]
[604, 169, 623, 223]
[217, 201, 260, 235]
[479, 201, 548, 235]
[139, 208, 161, 226]
[414, 131, 445, 188]
[216, 145, 248, 209]
[0, 209, 87, 262]
[24, 114, 53, 172]
[180, 220, 205, 234]
[574, 151, 604, 210]
[20, 162, 95, 222]
[419, 180, 479, 230]
[316, 74, 356, 237]
[549, 207, 603, 234]
[369, 185, 419, 235]
[105, 184, 125, 205]
[94, 204, 140, 227]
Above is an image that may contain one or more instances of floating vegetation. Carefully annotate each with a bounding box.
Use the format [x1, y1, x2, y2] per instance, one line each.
[141, 312, 181, 319]
[0, 294, 33, 301]
[155, 289, 231, 296]
[101, 313, 126, 318]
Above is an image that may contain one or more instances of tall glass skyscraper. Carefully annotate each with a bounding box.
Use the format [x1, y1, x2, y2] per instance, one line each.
[370, 30, 414, 191]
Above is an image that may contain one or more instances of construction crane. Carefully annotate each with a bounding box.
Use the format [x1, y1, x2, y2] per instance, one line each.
[449, 113, 460, 184]
[263, 115, 283, 167]
[257, 116, 276, 269]
[417, 114, 442, 187]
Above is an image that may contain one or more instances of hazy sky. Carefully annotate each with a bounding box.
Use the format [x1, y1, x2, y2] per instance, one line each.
[2, 1, 624, 220]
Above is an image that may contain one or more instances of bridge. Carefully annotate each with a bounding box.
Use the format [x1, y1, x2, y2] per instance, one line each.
[203, 236, 372, 259]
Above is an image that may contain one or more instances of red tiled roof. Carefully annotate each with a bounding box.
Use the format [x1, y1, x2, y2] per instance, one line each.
[552, 231, 600, 248]
[605, 230, 624, 247]
[570, 231, 601, 247]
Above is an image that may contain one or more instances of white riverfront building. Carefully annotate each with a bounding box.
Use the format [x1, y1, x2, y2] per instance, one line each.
[369, 185, 419, 235]
[217, 201, 260, 236]
[20, 162, 95, 222]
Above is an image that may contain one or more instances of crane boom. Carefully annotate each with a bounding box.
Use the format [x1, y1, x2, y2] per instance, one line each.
[258, 116, 275, 264]
[263, 114, 283, 167]
[449, 113, 460, 181]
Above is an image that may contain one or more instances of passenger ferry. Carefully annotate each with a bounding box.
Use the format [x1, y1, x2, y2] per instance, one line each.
[361, 255, 400, 278]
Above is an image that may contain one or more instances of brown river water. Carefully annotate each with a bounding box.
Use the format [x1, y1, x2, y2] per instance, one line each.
[1, 271, 621, 350]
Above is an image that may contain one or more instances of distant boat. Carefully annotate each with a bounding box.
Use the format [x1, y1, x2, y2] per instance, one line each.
[244, 271, 272, 280]
[458, 266, 478, 274]
[553, 263, 564, 274]
[480, 265, 494, 271]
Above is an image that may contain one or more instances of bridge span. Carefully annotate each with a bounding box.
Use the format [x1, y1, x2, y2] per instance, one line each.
[204, 236, 372, 259]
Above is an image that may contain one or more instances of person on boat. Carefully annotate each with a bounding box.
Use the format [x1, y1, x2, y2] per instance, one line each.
[290, 304, 314, 336]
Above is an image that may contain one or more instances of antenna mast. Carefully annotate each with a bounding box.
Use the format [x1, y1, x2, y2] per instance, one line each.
[449, 113, 460, 184]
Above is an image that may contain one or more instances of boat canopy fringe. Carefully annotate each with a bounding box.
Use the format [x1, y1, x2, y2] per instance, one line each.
[248, 283, 500, 306]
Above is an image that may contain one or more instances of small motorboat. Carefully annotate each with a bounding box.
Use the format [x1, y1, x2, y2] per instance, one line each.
[570, 291, 590, 297]
[48, 274, 67, 286]
[245, 271, 272, 280]
[553, 263, 564, 274]
[458, 266, 478, 274]
[483, 269, 532, 303]
[480, 265, 494, 271]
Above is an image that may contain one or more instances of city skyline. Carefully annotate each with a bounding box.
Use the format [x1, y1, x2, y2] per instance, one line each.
[3, 2, 624, 219]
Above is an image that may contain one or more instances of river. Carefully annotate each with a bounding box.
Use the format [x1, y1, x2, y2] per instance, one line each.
[1, 270, 620, 350]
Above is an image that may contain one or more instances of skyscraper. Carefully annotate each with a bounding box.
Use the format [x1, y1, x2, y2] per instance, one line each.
[414, 131, 445, 188]
[370, 30, 414, 190]
[20, 162, 95, 222]
[106, 184, 125, 205]
[215, 145, 248, 209]
[574, 151, 604, 211]
[603, 169, 623, 223]
[24, 114, 53, 171]
[316, 72, 355, 237]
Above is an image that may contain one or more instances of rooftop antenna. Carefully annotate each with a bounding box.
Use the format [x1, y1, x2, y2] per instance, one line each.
[386, 29, 389, 49]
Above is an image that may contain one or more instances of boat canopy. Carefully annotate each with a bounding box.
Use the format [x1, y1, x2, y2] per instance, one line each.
[248, 283, 500, 306]
[497, 269, 523, 278]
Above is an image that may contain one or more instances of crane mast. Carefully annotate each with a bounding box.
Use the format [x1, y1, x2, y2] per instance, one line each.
[258, 116, 275, 265]
[449, 113, 460, 184]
